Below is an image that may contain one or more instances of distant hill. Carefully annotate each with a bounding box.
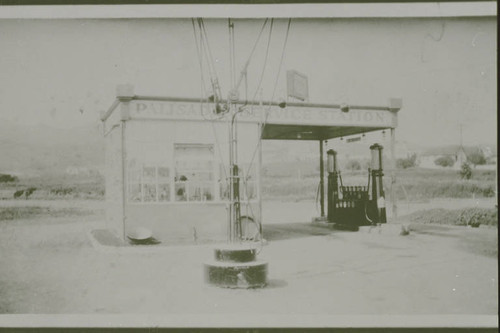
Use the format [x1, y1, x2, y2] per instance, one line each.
[261, 139, 429, 163]
[0, 119, 495, 177]
[0, 120, 104, 176]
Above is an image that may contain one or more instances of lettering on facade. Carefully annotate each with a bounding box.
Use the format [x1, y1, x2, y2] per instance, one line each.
[130, 101, 393, 127]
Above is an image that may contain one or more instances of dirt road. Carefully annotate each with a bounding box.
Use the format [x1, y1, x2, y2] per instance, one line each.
[0, 199, 497, 318]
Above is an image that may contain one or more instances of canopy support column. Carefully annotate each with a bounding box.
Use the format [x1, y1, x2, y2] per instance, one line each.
[390, 128, 397, 220]
[319, 139, 325, 217]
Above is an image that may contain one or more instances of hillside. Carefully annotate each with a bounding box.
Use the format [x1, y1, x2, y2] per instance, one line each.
[0, 119, 496, 178]
[0, 120, 104, 176]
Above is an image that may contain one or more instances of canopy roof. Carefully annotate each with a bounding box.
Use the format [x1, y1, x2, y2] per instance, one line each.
[103, 91, 401, 141]
[261, 124, 389, 140]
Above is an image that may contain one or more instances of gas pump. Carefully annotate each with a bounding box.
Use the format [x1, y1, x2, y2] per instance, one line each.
[326, 149, 339, 223]
[325, 143, 387, 229]
[368, 143, 387, 224]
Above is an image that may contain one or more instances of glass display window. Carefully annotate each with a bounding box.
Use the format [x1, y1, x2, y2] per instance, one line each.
[127, 159, 171, 203]
[174, 144, 215, 202]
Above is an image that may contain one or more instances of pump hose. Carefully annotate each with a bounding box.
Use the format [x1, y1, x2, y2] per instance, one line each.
[364, 168, 375, 225]
[315, 181, 321, 214]
[239, 213, 264, 254]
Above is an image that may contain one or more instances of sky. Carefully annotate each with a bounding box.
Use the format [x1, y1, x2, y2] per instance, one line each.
[0, 16, 496, 147]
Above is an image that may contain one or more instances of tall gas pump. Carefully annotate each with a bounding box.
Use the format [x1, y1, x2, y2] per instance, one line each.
[324, 143, 387, 228]
[326, 149, 339, 223]
[369, 143, 387, 224]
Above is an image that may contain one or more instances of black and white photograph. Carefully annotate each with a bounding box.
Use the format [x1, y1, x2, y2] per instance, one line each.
[0, 1, 497, 330]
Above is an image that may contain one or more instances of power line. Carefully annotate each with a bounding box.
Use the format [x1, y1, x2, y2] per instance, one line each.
[267, 18, 292, 108]
[191, 18, 210, 103]
[239, 19, 274, 205]
[191, 18, 228, 181]
[233, 18, 269, 93]
[198, 18, 223, 102]
[250, 18, 274, 103]
[228, 18, 234, 90]
[245, 18, 292, 178]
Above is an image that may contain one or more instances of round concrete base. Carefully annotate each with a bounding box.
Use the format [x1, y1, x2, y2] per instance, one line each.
[204, 260, 268, 289]
[214, 245, 258, 263]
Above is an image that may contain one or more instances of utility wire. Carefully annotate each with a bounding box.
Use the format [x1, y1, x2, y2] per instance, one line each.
[233, 18, 269, 92]
[230, 19, 236, 89]
[228, 18, 234, 89]
[192, 18, 228, 181]
[250, 18, 274, 103]
[240, 19, 275, 219]
[239, 18, 291, 245]
[198, 18, 222, 101]
[245, 18, 292, 179]
[225, 18, 271, 244]
[267, 18, 292, 112]
[192, 19, 210, 107]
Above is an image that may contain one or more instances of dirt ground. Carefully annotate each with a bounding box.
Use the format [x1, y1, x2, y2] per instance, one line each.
[0, 198, 497, 321]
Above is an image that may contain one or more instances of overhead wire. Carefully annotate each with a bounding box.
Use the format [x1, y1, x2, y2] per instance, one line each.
[224, 18, 271, 244]
[233, 18, 269, 94]
[191, 19, 210, 108]
[193, 18, 292, 244]
[198, 18, 222, 102]
[240, 18, 274, 228]
[240, 18, 291, 245]
[230, 18, 236, 89]
[191, 18, 228, 182]
[250, 18, 274, 103]
[244, 18, 292, 179]
[228, 18, 234, 90]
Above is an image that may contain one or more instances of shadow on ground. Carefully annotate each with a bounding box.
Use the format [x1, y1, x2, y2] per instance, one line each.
[266, 279, 288, 289]
[262, 222, 339, 241]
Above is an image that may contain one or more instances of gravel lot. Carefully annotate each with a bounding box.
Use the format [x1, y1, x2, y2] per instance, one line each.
[0, 198, 497, 327]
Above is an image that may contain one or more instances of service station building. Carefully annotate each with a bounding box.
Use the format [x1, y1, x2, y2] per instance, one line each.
[102, 85, 401, 243]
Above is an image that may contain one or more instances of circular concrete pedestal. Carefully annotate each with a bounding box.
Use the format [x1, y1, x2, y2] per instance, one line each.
[204, 245, 267, 289]
[204, 260, 268, 288]
[214, 245, 258, 263]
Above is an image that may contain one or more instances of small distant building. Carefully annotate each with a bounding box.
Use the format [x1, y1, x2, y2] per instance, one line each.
[456, 146, 467, 167]
[419, 145, 473, 170]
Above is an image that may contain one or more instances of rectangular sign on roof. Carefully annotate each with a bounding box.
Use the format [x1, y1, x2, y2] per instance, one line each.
[287, 70, 309, 101]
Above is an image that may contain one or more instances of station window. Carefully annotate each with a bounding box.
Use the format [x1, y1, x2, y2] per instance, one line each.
[174, 144, 215, 202]
[127, 160, 171, 203]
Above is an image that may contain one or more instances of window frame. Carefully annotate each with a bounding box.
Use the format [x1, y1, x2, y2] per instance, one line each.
[173, 143, 217, 203]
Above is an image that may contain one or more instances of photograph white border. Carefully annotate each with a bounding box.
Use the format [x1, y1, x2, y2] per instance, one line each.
[0, 1, 497, 329]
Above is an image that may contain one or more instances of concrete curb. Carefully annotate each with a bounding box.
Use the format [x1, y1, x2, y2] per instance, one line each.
[87, 229, 218, 255]
[87, 229, 265, 255]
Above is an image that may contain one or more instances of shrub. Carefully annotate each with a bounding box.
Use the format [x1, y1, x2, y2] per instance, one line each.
[345, 159, 361, 171]
[457, 208, 492, 227]
[467, 148, 487, 166]
[397, 153, 418, 169]
[13, 190, 24, 199]
[405, 207, 498, 227]
[25, 187, 37, 198]
[459, 162, 472, 180]
[50, 187, 74, 196]
[434, 155, 455, 167]
[0, 174, 18, 183]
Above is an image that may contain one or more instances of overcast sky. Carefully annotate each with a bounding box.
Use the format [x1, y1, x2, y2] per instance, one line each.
[0, 16, 496, 146]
